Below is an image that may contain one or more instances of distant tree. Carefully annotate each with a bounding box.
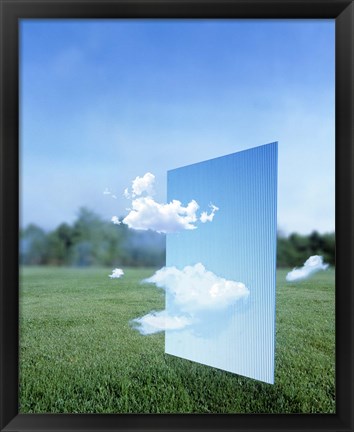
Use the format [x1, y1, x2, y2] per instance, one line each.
[320, 232, 335, 266]
[70, 207, 129, 267]
[121, 229, 165, 267]
[47, 223, 74, 265]
[277, 236, 299, 268]
[71, 208, 105, 266]
[309, 230, 324, 253]
[277, 231, 335, 268]
[20, 224, 48, 265]
[98, 221, 128, 267]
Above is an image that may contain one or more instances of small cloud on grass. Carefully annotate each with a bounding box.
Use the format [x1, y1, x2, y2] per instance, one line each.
[109, 268, 124, 279]
[286, 255, 329, 282]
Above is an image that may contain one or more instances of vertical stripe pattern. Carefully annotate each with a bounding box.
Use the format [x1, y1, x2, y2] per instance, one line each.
[166, 142, 278, 384]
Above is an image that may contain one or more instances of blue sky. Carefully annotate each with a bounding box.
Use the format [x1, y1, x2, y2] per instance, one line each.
[20, 19, 335, 235]
[165, 143, 277, 383]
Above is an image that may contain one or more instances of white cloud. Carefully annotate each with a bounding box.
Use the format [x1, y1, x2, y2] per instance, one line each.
[117, 172, 219, 233]
[133, 263, 249, 335]
[109, 268, 124, 279]
[131, 310, 192, 335]
[122, 197, 199, 233]
[144, 263, 249, 313]
[111, 216, 121, 225]
[123, 188, 131, 199]
[103, 188, 117, 199]
[131, 172, 155, 197]
[200, 203, 219, 223]
[286, 255, 329, 282]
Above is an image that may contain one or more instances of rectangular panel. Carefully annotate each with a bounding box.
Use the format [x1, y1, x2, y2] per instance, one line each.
[166, 142, 278, 384]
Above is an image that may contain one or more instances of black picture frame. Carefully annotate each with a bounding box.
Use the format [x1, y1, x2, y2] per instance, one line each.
[1, 1, 353, 431]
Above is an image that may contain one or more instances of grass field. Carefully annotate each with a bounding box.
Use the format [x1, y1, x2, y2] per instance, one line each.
[19, 266, 335, 414]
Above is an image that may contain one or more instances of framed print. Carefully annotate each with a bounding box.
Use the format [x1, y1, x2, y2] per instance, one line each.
[0, 1, 353, 431]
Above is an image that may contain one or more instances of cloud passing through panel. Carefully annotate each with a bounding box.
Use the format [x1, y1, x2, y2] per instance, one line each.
[165, 142, 278, 384]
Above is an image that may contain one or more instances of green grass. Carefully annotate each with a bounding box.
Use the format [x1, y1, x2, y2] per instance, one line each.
[19, 266, 335, 413]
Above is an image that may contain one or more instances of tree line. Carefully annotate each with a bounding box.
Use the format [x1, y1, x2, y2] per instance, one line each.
[20, 207, 335, 268]
[20, 207, 165, 268]
[277, 230, 334, 267]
